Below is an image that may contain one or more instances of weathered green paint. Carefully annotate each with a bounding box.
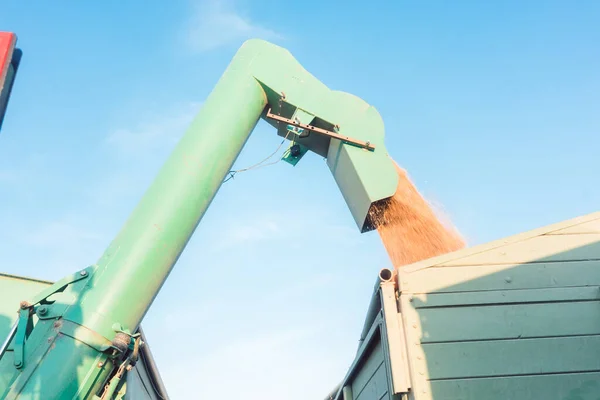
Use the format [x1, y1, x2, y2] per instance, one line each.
[403, 212, 600, 400]
[411, 285, 600, 308]
[0, 274, 164, 399]
[0, 275, 49, 395]
[417, 300, 600, 343]
[1, 39, 396, 398]
[430, 373, 600, 400]
[425, 335, 600, 380]
[350, 337, 390, 400]
[400, 260, 600, 293]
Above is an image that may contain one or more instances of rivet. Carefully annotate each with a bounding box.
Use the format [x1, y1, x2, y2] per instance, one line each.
[38, 306, 48, 315]
[98, 362, 104, 368]
[505, 277, 512, 283]
[80, 270, 88, 277]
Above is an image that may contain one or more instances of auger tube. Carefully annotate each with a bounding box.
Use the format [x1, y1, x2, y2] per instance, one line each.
[0, 39, 398, 399]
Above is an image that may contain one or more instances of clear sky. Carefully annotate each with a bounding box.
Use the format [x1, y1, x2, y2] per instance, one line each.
[1, 1, 599, 398]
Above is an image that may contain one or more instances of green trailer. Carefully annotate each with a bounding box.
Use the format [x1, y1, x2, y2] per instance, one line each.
[326, 212, 600, 400]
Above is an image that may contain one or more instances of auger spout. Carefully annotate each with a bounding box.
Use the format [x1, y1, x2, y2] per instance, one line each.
[0, 39, 397, 399]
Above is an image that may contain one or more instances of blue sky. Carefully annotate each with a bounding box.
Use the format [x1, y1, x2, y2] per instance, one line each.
[1, 1, 599, 398]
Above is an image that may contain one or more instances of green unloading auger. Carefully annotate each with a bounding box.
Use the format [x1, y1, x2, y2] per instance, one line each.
[0, 39, 397, 399]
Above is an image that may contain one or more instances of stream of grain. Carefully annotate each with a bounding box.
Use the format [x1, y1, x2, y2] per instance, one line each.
[369, 161, 465, 268]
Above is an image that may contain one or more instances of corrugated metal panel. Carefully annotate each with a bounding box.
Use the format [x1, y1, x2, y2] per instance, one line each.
[400, 260, 600, 293]
[351, 337, 390, 400]
[398, 211, 600, 400]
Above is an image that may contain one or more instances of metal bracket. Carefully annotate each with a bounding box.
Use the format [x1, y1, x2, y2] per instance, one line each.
[265, 108, 376, 151]
[27, 267, 91, 307]
[13, 307, 33, 369]
[112, 324, 141, 340]
[281, 108, 314, 166]
[9, 266, 92, 370]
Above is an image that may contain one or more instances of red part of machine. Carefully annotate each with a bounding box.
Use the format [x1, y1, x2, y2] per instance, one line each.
[0, 32, 21, 131]
[0, 32, 15, 84]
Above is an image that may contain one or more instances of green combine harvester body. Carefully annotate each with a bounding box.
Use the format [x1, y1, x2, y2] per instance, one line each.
[1, 32, 599, 400]
[0, 275, 166, 400]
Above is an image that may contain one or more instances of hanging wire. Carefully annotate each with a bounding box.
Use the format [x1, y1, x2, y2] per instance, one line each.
[223, 100, 294, 183]
[223, 129, 292, 183]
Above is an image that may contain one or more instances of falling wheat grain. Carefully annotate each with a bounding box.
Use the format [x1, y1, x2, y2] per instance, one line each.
[369, 161, 465, 268]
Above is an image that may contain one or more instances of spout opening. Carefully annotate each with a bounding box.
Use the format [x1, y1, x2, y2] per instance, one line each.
[379, 268, 393, 282]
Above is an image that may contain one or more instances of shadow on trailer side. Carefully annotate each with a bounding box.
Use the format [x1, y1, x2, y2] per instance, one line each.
[328, 211, 600, 400]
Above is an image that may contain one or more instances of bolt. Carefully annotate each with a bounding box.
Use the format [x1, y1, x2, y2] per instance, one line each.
[19, 301, 30, 310]
[409, 296, 414, 302]
[15, 361, 22, 368]
[290, 144, 302, 158]
[38, 306, 48, 316]
[98, 362, 104, 368]
[80, 270, 88, 277]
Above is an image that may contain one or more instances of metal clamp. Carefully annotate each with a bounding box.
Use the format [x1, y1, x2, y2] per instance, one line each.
[265, 108, 376, 151]
[27, 268, 91, 307]
[9, 267, 92, 370]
